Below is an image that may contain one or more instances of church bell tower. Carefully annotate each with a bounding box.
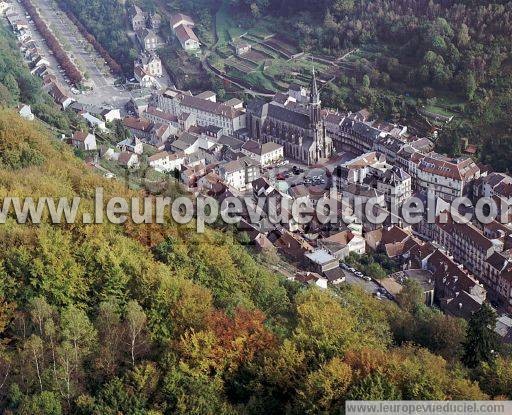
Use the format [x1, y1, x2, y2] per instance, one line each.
[309, 66, 321, 126]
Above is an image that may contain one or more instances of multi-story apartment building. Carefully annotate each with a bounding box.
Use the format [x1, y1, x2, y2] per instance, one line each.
[484, 252, 512, 312]
[414, 153, 480, 201]
[142, 106, 179, 129]
[158, 88, 246, 135]
[445, 221, 501, 278]
[241, 140, 284, 167]
[333, 152, 412, 207]
[375, 166, 412, 207]
[216, 157, 260, 191]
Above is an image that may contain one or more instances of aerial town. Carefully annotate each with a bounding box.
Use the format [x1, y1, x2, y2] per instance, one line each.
[3, 0, 512, 408]
[2, 0, 512, 345]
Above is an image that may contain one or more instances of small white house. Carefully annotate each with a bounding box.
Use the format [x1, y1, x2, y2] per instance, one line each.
[82, 112, 107, 132]
[235, 42, 251, 56]
[17, 104, 34, 121]
[117, 136, 143, 155]
[71, 131, 97, 151]
[117, 151, 139, 169]
[292, 272, 328, 289]
[148, 151, 185, 173]
[32, 56, 50, 68]
[101, 108, 121, 123]
[0, 1, 11, 15]
[134, 65, 158, 89]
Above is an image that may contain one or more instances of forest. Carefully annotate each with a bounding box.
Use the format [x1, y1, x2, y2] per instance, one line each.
[57, 0, 138, 74]
[0, 110, 510, 413]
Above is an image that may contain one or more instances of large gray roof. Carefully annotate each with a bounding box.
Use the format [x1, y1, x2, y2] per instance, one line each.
[267, 103, 310, 129]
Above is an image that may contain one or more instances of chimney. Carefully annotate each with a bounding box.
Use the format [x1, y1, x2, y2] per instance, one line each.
[458, 302, 462, 309]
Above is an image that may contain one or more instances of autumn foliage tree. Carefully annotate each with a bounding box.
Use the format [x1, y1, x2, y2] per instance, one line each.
[20, 0, 82, 85]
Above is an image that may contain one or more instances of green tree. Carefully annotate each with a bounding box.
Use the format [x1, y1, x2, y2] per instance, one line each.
[396, 280, 424, 313]
[347, 372, 402, 400]
[2, 74, 20, 102]
[362, 74, 370, 88]
[125, 300, 147, 367]
[18, 391, 62, 415]
[465, 72, 477, 101]
[60, 305, 97, 367]
[462, 303, 499, 368]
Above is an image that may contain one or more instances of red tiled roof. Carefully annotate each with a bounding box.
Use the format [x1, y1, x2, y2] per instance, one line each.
[72, 131, 89, 142]
[170, 13, 194, 28]
[175, 24, 199, 44]
[123, 116, 152, 132]
[418, 154, 480, 181]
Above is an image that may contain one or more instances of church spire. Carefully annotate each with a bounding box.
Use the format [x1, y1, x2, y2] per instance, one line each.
[310, 66, 319, 105]
[309, 66, 321, 125]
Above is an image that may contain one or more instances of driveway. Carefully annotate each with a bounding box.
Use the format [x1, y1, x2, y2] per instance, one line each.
[341, 267, 390, 300]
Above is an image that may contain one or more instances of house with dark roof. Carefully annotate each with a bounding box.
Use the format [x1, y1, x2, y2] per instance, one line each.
[426, 249, 487, 319]
[123, 116, 153, 141]
[129, 4, 146, 31]
[117, 151, 139, 169]
[47, 82, 74, 109]
[71, 131, 97, 151]
[136, 28, 161, 51]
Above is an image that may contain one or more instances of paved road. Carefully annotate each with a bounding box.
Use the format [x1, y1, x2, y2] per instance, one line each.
[31, 0, 133, 106]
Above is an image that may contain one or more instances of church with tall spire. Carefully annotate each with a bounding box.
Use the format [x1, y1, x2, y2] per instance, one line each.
[246, 68, 333, 165]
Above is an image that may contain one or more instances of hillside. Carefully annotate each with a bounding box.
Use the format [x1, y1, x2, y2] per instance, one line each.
[1, 109, 510, 413]
[226, 0, 512, 170]
[0, 22, 83, 133]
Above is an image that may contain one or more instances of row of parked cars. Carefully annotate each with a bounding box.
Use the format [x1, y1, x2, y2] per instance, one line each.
[304, 175, 326, 186]
[340, 262, 371, 281]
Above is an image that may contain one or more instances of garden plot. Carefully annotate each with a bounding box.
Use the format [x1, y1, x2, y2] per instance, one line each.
[262, 35, 301, 58]
[224, 57, 257, 74]
[240, 49, 270, 64]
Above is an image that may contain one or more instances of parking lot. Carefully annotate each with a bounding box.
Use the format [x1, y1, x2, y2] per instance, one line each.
[29, 0, 133, 106]
[6, 0, 68, 85]
[341, 266, 391, 300]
